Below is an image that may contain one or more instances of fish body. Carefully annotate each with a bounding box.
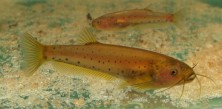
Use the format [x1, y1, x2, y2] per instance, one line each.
[20, 29, 195, 90]
[88, 9, 185, 31]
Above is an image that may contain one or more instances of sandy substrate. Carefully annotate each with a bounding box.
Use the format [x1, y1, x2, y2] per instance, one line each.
[0, 0, 222, 108]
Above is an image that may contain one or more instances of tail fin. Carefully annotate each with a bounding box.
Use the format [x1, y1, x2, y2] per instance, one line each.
[173, 9, 187, 30]
[19, 33, 45, 76]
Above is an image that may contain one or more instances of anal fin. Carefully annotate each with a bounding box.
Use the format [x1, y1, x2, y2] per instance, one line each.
[50, 61, 117, 81]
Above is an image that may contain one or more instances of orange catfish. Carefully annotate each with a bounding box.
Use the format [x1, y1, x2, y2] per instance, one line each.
[87, 9, 185, 31]
[19, 29, 195, 90]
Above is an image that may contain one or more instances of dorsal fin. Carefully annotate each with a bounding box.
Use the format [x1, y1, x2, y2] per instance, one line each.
[77, 28, 98, 45]
[87, 13, 93, 26]
[87, 13, 93, 21]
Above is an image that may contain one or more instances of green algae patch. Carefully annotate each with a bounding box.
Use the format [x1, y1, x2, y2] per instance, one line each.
[17, 0, 47, 6]
[201, 0, 222, 8]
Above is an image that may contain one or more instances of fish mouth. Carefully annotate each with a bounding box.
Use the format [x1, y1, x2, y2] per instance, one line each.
[186, 73, 196, 82]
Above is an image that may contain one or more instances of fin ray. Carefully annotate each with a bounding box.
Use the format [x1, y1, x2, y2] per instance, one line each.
[20, 33, 45, 76]
[77, 28, 98, 45]
[130, 81, 153, 91]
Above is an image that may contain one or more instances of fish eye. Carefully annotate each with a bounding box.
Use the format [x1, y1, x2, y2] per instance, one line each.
[171, 69, 178, 76]
[96, 20, 101, 24]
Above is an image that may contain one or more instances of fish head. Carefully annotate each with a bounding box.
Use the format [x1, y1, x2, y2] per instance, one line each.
[154, 59, 196, 88]
[92, 18, 112, 30]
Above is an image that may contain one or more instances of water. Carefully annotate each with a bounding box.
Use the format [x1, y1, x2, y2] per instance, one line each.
[0, 0, 222, 108]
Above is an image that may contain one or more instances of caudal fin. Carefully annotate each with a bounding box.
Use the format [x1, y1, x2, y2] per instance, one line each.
[19, 33, 45, 76]
[173, 9, 188, 30]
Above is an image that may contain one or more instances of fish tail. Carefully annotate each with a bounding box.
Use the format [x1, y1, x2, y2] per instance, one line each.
[19, 33, 45, 76]
[173, 9, 187, 29]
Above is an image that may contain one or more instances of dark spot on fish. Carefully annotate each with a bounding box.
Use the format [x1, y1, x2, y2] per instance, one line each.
[113, 21, 116, 24]
[98, 60, 100, 63]
[139, 73, 144, 76]
[76, 48, 78, 50]
[132, 70, 135, 73]
[150, 73, 157, 81]
[114, 60, 117, 63]
[150, 61, 154, 65]
[102, 62, 105, 64]
[84, 56, 86, 58]
[117, 72, 120, 75]
[65, 58, 68, 61]
[108, 60, 110, 63]
[90, 58, 93, 60]
[108, 68, 111, 71]
[58, 58, 61, 61]
[121, 70, 124, 73]
[53, 47, 56, 50]
[77, 61, 80, 64]
[96, 20, 101, 24]
[91, 51, 94, 53]
[155, 65, 159, 70]
[52, 57, 55, 60]
[131, 16, 135, 18]
[119, 60, 122, 63]
[92, 66, 95, 68]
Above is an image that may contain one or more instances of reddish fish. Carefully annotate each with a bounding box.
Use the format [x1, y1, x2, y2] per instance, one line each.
[20, 29, 195, 90]
[87, 9, 185, 31]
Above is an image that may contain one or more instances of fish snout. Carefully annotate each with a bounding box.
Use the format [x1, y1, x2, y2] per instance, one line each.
[186, 73, 196, 82]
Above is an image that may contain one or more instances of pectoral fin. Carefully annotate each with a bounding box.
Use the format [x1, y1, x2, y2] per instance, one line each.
[124, 75, 154, 91]
[130, 81, 153, 91]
